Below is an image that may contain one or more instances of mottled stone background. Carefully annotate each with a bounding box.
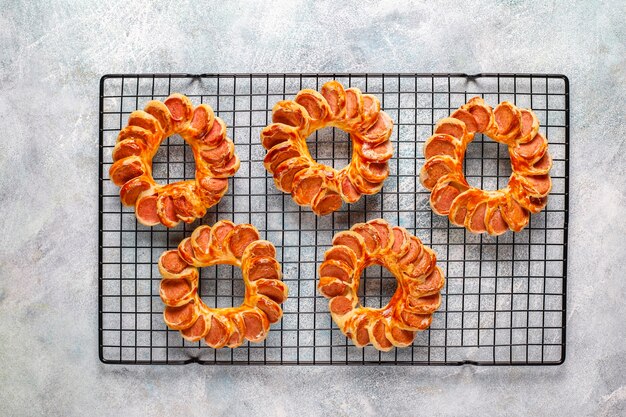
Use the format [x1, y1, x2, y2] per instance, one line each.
[0, 1, 624, 416]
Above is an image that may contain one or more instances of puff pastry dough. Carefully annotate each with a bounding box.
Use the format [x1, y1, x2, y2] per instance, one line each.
[109, 94, 239, 227]
[318, 219, 444, 351]
[158, 221, 288, 348]
[420, 97, 552, 235]
[261, 81, 394, 215]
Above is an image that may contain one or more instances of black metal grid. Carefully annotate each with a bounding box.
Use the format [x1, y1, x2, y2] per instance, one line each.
[99, 73, 569, 365]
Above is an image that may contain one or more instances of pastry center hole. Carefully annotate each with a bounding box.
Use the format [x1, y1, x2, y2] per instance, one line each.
[151, 134, 197, 184]
[306, 127, 352, 170]
[357, 264, 398, 309]
[198, 264, 245, 308]
[463, 134, 513, 191]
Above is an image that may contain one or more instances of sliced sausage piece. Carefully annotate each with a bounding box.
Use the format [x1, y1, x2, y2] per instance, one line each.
[360, 139, 393, 162]
[401, 310, 433, 331]
[493, 102, 521, 138]
[319, 260, 352, 283]
[519, 109, 539, 143]
[406, 248, 435, 279]
[164, 303, 196, 330]
[199, 177, 229, 194]
[200, 118, 227, 148]
[156, 195, 179, 228]
[190, 225, 212, 257]
[164, 93, 193, 130]
[272, 101, 309, 131]
[135, 194, 160, 226]
[448, 190, 483, 227]
[226, 314, 246, 348]
[354, 316, 370, 346]
[311, 189, 343, 216]
[361, 111, 393, 144]
[434, 117, 466, 141]
[344, 88, 363, 121]
[205, 315, 228, 348]
[390, 326, 415, 346]
[187, 104, 215, 140]
[356, 159, 389, 183]
[263, 141, 301, 173]
[128, 110, 161, 135]
[227, 224, 260, 258]
[291, 171, 324, 206]
[177, 238, 196, 264]
[244, 240, 276, 260]
[398, 237, 421, 266]
[500, 196, 529, 232]
[242, 311, 269, 342]
[120, 176, 152, 206]
[273, 157, 309, 193]
[109, 158, 145, 186]
[367, 219, 392, 251]
[256, 296, 282, 323]
[419, 156, 457, 190]
[160, 278, 193, 304]
[523, 174, 552, 197]
[200, 138, 233, 165]
[430, 176, 469, 216]
[318, 276, 347, 298]
[116, 125, 155, 147]
[210, 220, 235, 252]
[112, 139, 145, 161]
[339, 174, 361, 203]
[320, 80, 347, 118]
[332, 231, 365, 259]
[464, 97, 493, 133]
[348, 167, 384, 195]
[295, 89, 330, 122]
[172, 195, 197, 222]
[451, 109, 478, 133]
[351, 224, 381, 254]
[181, 316, 208, 341]
[467, 202, 488, 233]
[210, 154, 240, 177]
[329, 296, 353, 316]
[324, 245, 357, 269]
[485, 204, 509, 236]
[424, 134, 457, 159]
[247, 257, 280, 281]
[531, 152, 552, 174]
[255, 279, 288, 304]
[513, 132, 547, 160]
[260, 123, 297, 150]
[372, 320, 393, 350]
[391, 226, 411, 257]
[406, 293, 442, 314]
[144, 100, 173, 135]
[410, 266, 445, 293]
[358, 94, 381, 129]
[160, 250, 188, 274]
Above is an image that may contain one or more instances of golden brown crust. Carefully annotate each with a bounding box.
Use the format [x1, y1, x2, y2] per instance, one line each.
[109, 94, 239, 228]
[261, 81, 394, 215]
[158, 221, 287, 348]
[420, 97, 552, 235]
[318, 219, 445, 351]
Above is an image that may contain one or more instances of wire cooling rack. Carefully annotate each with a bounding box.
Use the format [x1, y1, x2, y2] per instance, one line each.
[99, 73, 568, 365]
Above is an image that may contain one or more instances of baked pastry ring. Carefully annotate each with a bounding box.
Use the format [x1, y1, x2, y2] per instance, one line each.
[318, 219, 444, 351]
[261, 80, 394, 215]
[420, 97, 552, 235]
[109, 94, 239, 227]
[158, 221, 288, 348]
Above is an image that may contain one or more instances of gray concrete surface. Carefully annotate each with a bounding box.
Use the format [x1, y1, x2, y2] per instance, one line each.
[1, 0, 625, 416]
